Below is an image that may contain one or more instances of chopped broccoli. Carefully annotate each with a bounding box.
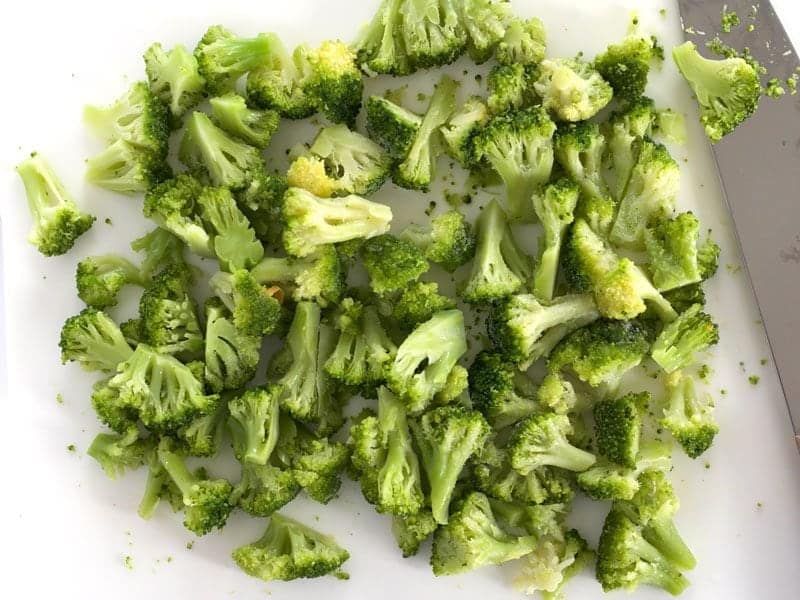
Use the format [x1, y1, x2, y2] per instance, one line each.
[362, 234, 429, 294]
[698, 235, 720, 280]
[203, 299, 261, 393]
[85, 139, 171, 194]
[392, 510, 438, 557]
[392, 281, 456, 330]
[661, 370, 719, 458]
[672, 41, 761, 142]
[239, 172, 290, 244]
[365, 94, 422, 157]
[468, 351, 539, 430]
[232, 513, 349, 581]
[440, 96, 489, 168]
[536, 372, 580, 415]
[401, 210, 475, 272]
[87, 426, 150, 479]
[130, 227, 185, 280]
[59, 308, 134, 372]
[228, 385, 282, 465]
[496, 17, 546, 66]
[304, 40, 363, 125]
[594, 36, 653, 103]
[533, 58, 613, 122]
[508, 413, 596, 474]
[137, 444, 183, 519]
[514, 529, 594, 599]
[209, 269, 282, 336]
[76, 255, 144, 309]
[602, 98, 655, 201]
[209, 93, 280, 148]
[251, 246, 345, 307]
[651, 304, 719, 373]
[577, 441, 672, 500]
[474, 106, 556, 222]
[644, 212, 705, 291]
[197, 186, 264, 271]
[194, 25, 271, 94]
[143, 42, 205, 120]
[593, 392, 649, 468]
[230, 461, 299, 517]
[487, 63, 535, 114]
[395, 0, 466, 70]
[386, 309, 468, 414]
[15, 153, 95, 256]
[663, 283, 706, 314]
[456, 0, 510, 63]
[177, 402, 228, 457]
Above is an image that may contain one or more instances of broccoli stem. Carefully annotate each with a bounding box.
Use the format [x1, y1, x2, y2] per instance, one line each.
[138, 467, 165, 519]
[157, 447, 196, 499]
[643, 519, 697, 571]
[533, 244, 559, 301]
[544, 440, 597, 472]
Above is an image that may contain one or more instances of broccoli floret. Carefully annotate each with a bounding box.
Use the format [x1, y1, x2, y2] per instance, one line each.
[487, 63, 535, 115]
[496, 17, 546, 66]
[209, 93, 280, 148]
[76, 255, 144, 309]
[563, 219, 677, 322]
[577, 441, 672, 500]
[286, 156, 339, 198]
[487, 497, 569, 542]
[365, 95, 422, 157]
[90, 377, 138, 433]
[602, 98, 655, 200]
[138, 262, 204, 359]
[59, 308, 134, 372]
[593, 392, 649, 468]
[461, 199, 532, 303]
[177, 402, 227, 457]
[351, 0, 410, 76]
[609, 139, 680, 250]
[596, 508, 690, 595]
[473, 106, 556, 221]
[194, 25, 271, 95]
[594, 36, 654, 103]
[508, 413, 597, 474]
[515, 529, 594, 600]
[386, 309, 468, 414]
[396, 0, 466, 70]
[251, 246, 345, 307]
[87, 426, 150, 479]
[487, 293, 600, 369]
[284, 426, 350, 504]
[411, 406, 489, 524]
[232, 513, 349, 581]
[532, 178, 580, 301]
[246, 34, 316, 119]
[468, 351, 539, 430]
[663, 283, 706, 314]
[394, 75, 457, 190]
[86, 139, 171, 194]
[238, 172, 289, 244]
[197, 186, 264, 271]
[401, 210, 476, 273]
[548, 319, 654, 393]
[672, 41, 761, 142]
[456, 0, 510, 62]
[392, 281, 455, 330]
[203, 299, 261, 393]
[304, 40, 363, 125]
[661, 370, 719, 458]
[536, 372, 580, 415]
[137, 442, 184, 519]
[362, 234, 429, 294]
[440, 96, 489, 168]
[157, 441, 232, 535]
[230, 461, 300, 517]
[533, 58, 613, 122]
[209, 269, 282, 336]
[144, 42, 205, 120]
[15, 154, 95, 256]
[431, 491, 538, 575]
[281, 187, 392, 257]
[392, 510, 438, 557]
[645, 212, 706, 291]
[698, 235, 720, 280]
[131, 227, 185, 280]
[651, 304, 719, 373]
[228, 385, 282, 465]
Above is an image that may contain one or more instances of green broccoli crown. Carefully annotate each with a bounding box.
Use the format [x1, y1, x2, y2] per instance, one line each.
[232, 513, 350, 581]
[348, 410, 383, 505]
[509, 412, 597, 473]
[697, 235, 720, 280]
[577, 441, 672, 500]
[144, 42, 205, 119]
[533, 58, 613, 122]
[194, 25, 272, 94]
[392, 281, 456, 330]
[456, 0, 510, 62]
[392, 510, 438, 558]
[238, 171, 289, 243]
[644, 212, 704, 292]
[488, 292, 600, 368]
[412, 405, 490, 524]
[209, 269, 282, 336]
[474, 106, 557, 220]
[395, 0, 466, 70]
[86, 138, 172, 195]
[352, 0, 411, 76]
[663, 283, 706, 315]
[593, 392, 649, 468]
[596, 508, 690, 595]
[602, 96, 655, 200]
[304, 40, 363, 125]
[652, 304, 719, 373]
[386, 309, 468, 414]
[468, 351, 539, 430]
[400, 210, 475, 273]
[203, 299, 261, 393]
[553, 121, 608, 204]
[496, 17, 546, 66]
[661, 371, 719, 458]
[209, 93, 280, 148]
[536, 372, 579, 415]
[487, 63, 535, 114]
[60, 308, 134, 372]
[548, 318, 654, 390]
[440, 96, 489, 167]
[365, 95, 423, 157]
[462, 199, 532, 303]
[16, 154, 95, 256]
[76, 254, 144, 309]
[177, 403, 227, 457]
[515, 528, 594, 599]
[362, 234, 429, 295]
[282, 187, 393, 257]
[197, 186, 264, 272]
[231, 461, 300, 517]
[251, 246, 345, 307]
[594, 35, 653, 103]
[90, 378, 139, 433]
[610, 138, 680, 250]
[87, 426, 151, 480]
[286, 428, 350, 504]
[431, 491, 538, 575]
[228, 384, 282, 465]
[672, 41, 761, 142]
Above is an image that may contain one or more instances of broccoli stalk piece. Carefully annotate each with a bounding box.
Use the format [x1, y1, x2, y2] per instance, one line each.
[144, 42, 205, 120]
[281, 187, 392, 257]
[203, 299, 261, 393]
[508, 413, 597, 473]
[209, 93, 280, 148]
[652, 304, 719, 373]
[514, 529, 594, 599]
[232, 513, 350, 581]
[644, 212, 706, 291]
[488, 293, 600, 369]
[228, 385, 282, 465]
[594, 36, 654, 103]
[577, 441, 672, 500]
[59, 308, 134, 372]
[209, 269, 282, 336]
[468, 351, 539, 430]
[672, 41, 761, 142]
[362, 234, 429, 294]
[461, 199, 532, 303]
[439, 96, 489, 168]
[177, 403, 228, 457]
[533, 58, 613, 122]
[487, 63, 535, 115]
[661, 370, 719, 458]
[15, 154, 95, 256]
[411, 406, 490, 524]
[193, 26, 271, 94]
[533, 178, 580, 301]
[305, 40, 363, 126]
[401, 210, 476, 273]
[197, 186, 264, 272]
[602, 98, 655, 201]
[251, 246, 345, 307]
[230, 461, 300, 517]
[474, 106, 556, 222]
[365, 95, 423, 157]
[391, 510, 438, 557]
[76, 255, 145, 309]
[130, 227, 185, 280]
[394, 75, 457, 190]
[386, 309, 468, 414]
[593, 392, 649, 468]
[496, 17, 546, 66]
[137, 445, 183, 519]
[157, 441, 232, 535]
[392, 281, 456, 330]
[87, 426, 150, 479]
[431, 491, 539, 575]
[596, 508, 690, 595]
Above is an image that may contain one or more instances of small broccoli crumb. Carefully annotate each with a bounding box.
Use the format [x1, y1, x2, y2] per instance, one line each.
[721, 7, 741, 33]
[167, 556, 173, 563]
[186, 541, 194, 550]
[424, 201, 437, 216]
[765, 78, 786, 98]
[124, 555, 134, 569]
[67, 444, 76, 452]
[739, 361, 745, 371]
[474, 74, 482, 85]
[56, 393, 64, 404]
[444, 191, 471, 208]
[726, 263, 742, 274]
[748, 375, 760, 385]
[760, 358, 768, 366]
[720, 389, 728, 395]
[650, 36, 665, 62]
[756, 501, 763, 509]
[660, 8, 666, 17]
[384, 85, 408, 105]
[698, 364, 713, 381]
[787, 73, 798, 95]
[747, 24, 755, 32]
[416, 92, 427, 102]
[705, 462, 711, 469]
[104, 217, 113, 226]
[334, 571, 350, 580]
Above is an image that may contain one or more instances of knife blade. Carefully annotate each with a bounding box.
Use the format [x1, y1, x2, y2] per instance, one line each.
[676, 0, 800, 449]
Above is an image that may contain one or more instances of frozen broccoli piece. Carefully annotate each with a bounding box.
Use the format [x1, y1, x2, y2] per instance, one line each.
[440, 96, 489, 168]
[487, 63, 535, 114]
[209, 93, 280, 148]
[577, 441, 672, 501]
[602, 98, 655, 201]
[362, 234, 429, 295]
[194, 25, 271, 94]
[144, 42, 205, 120]
[401, 210, 476, 273]
[228, 385, 282, 465]
[251, 246, 345, 307]
[496, 17, 546, 66]
[87, 426, 150, 479]
[391, 510, 438, 557]
[593, 392, 649, 468]
[533, 58, 613, 122]
[651, 304, 719, 373]
[59, 308, 134, 372]
[508, 413, 597, 474]
[76, 255, 144, 309]
[468, 351, 539, 430]
[203, 299, 261, 393]
[594, 36, 654, 103]
[197, 186, 264, 272]
[365, 94, 422, 157]
[644, 212, 706, 292]
[209, 269, 283, 336]
[660, 370, 719, 458]
[304, 40, 364, 125]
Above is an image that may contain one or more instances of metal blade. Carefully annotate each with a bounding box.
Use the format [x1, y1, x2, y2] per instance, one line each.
[677, 0, 800, 447]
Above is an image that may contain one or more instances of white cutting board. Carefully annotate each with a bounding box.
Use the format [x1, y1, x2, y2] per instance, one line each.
[1, 1, 799, 599]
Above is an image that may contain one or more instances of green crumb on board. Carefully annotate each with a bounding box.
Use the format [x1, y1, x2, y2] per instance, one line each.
[721, 7, 740, 33]
[186, 541, 194, 550]
[747, 24, 755, 32]
[416, 92, 427, 102]
[704, 462, 711, 469]
[698, 364, 713, 381]
[739, 361, 745, 371]
[760, 358, 768, 366]
[756, 501, 763, 508]
[659, 8, 666, 17]
[726, 263, 742, 274]
[124, 555, 134, 570]
[384, 85, 408, 105]
[765, 78, 785, 98]
[720, 389, 728, 395]
[650, 36, 665, 62]
[167, 556, 173, 563]
[56, 393, 64, 404]
[424, 201, 436, 216]
[67, 444, 76, 452]
[444, 191, 471, 208]
[748, 375, 760, 385]
[334, 571, 350, 581]
[104, 217, 113, 226]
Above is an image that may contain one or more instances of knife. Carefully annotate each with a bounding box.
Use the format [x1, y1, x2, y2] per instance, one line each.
[676, 0, 800, 450]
